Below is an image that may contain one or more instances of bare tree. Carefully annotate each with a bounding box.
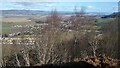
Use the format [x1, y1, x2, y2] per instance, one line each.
[34, 28, 65, 65]
[101, 19, 118, 58]
[46, 9, 62, 28]
[15, 53, 21, 67]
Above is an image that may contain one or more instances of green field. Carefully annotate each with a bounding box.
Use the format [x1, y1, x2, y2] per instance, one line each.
[1, 22, 33, 33]
[96, 17, 115, 23]
[95, 17, 115, 30]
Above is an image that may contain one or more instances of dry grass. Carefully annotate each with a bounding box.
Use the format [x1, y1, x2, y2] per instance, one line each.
[2, 18, 29, 22]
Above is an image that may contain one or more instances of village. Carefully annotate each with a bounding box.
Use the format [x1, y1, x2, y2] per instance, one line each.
[1, 17, 101, 45]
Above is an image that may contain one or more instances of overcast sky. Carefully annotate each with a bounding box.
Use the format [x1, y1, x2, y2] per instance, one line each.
[0, 2, 119, 13]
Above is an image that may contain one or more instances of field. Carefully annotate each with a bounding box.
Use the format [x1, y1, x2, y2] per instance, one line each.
[1, 14, 51, 34]
[95, 17, 115, 30]
[1, 15, 35, 34]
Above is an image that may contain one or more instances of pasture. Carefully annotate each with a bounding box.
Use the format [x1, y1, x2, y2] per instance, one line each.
[1, 15, 35, 34]
[95, 17, 115, 30]
[1, 14, 50, 34]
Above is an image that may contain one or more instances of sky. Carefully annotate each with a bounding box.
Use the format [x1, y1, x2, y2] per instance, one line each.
[0, 0, 119, 2]
[0, 2, 119, 13]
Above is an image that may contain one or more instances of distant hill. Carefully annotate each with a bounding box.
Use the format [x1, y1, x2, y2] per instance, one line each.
[1, 10, 110, 15]
[1, 10, 46, 15]
[101, 12, 120, 18]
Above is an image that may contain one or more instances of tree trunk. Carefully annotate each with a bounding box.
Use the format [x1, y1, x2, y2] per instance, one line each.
[15, 53, 21, 67]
